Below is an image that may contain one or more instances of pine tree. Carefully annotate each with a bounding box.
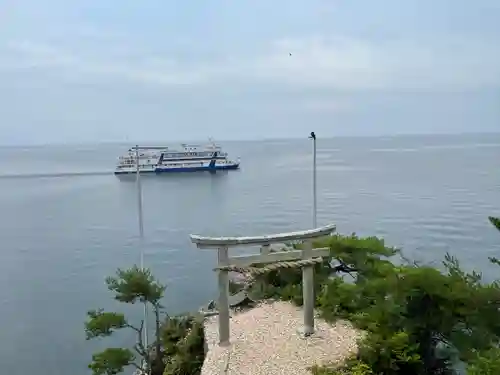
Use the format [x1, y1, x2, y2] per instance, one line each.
[84, 266, 166, 375]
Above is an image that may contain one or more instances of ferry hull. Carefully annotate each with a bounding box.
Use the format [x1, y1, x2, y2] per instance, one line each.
[154, 163, 240, 173]
[114, 163, 240, 175]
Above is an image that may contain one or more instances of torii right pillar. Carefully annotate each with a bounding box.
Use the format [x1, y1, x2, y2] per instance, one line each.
[300, 239, 315, 336]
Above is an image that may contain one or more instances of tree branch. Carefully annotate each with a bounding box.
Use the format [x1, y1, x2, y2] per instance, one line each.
[121, 319, 149, 366]
[126, 320, 143, 335]
[330, 258, 358, 278]
[154, 303, 163, 363]
[134, 344, 146, 357]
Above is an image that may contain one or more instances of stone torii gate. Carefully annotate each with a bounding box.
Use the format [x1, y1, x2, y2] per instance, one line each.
[190, 223, 336, 346]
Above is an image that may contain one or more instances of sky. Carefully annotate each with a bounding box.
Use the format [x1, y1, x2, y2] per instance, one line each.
[0, 0, 499, 144]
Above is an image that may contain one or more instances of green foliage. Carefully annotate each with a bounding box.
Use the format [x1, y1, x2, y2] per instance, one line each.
[337, 361, 375, 375]
[85, 266, 205, 375]
[317, 278, 361, 321]
[252, 233, 396, 304]
[468, 347, 500, 375]
[85, 309, 128, 339]
[162, 315, 206, 375]
[161, 316, 194, 357]
[254, 220, 500, 375]
[357, 331, 421, 374]
[488, 217, 500, 268]
[85, 266, 157, 374]
[311, 359, 375, 375]
[106, 265, 165, 305]
[316, 260, 482, 374]
[489, 216, 500, 231]
[325, 232, 398, 259]
[88, 348, 135, 375]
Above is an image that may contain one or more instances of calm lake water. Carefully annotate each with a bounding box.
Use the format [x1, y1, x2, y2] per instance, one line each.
[0, 133, 499, 375]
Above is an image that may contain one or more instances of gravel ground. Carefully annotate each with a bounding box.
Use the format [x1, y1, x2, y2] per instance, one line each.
[202, 301, 363, 375]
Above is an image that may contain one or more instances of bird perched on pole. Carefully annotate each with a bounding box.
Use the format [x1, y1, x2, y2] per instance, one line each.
[309, 131, 317, 228]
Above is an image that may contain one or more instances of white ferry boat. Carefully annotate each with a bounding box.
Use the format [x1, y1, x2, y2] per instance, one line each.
[114, 141, 240, 175]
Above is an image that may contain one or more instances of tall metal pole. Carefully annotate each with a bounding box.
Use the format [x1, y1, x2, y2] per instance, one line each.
[135, 145, 149, 374]
[309, 132, 317, 228]
[135, 147, 144, 240]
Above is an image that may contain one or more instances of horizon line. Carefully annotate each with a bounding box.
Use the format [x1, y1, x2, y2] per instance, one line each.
[0, 130, 499, 148]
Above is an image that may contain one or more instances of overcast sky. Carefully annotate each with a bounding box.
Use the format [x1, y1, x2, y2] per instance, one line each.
[0, 0, 499, 144]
